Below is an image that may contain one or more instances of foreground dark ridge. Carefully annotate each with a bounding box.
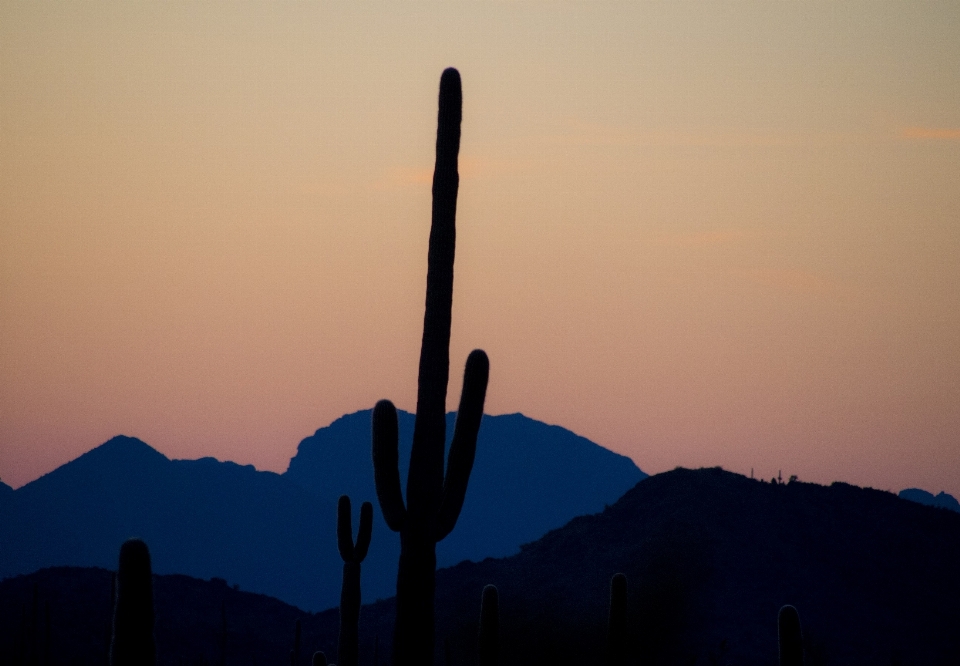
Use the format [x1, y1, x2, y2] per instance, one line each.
[340, 467, 960, 666]
[0, 566, 339, 666]
[3, 467, 959, 665]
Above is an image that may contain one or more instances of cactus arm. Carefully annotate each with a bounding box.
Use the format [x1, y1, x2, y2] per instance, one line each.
[372, 400, 406, 532]
[354, 501, 373, 562]
[337, 496, 356, 562]
[436, 349, 489, 541]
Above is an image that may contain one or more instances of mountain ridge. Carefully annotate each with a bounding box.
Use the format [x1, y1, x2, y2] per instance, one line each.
[899, 487, 960, 513]
[0, 410, 644, 611]
[4, 468, 959, 665]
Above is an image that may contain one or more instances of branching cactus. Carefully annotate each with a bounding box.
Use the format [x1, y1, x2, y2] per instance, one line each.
[607, 573, 627, 666]
[478, 585, 499, 666]
[372, 67, 490, 666]
[110, 538, 156, 666]
[337, 496, 372, 666]
[778, 605, 804, 666]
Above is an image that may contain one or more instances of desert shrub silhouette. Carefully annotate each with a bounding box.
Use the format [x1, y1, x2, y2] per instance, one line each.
[778, 605, 804, 666]
[372, 66, 490, 666]
[478, 585, 499, 666]
[110, 538, 155, 666]
[337, 495, 372, 666]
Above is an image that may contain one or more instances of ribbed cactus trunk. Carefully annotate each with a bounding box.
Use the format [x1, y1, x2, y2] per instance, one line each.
[478, 585, 499, 666]
[372, 67, 490, 666]
[778, 605, 804, 666]
[607, 573, 627, 666]
[338, 496, 372, 666]
[110, 538, 156, 666]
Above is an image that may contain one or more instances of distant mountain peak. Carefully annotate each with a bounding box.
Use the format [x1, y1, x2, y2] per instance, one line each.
[899, 487, 960, 513]
[80, 434, 169, 463]
[12, 434, 169, 493]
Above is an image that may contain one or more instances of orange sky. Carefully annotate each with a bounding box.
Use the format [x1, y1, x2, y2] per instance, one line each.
[2, 1, 959, 498]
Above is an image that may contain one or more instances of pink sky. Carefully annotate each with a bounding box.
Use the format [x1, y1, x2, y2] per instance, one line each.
[2, 1, 959, 498]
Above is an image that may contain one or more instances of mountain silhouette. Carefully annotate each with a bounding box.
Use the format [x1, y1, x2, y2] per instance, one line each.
[285, 410, 644, 567]
[899, 487, 960, 513]
[4, 469, 958, 665]
[0, 412, 643, 611]
[0, 435, 328, 608]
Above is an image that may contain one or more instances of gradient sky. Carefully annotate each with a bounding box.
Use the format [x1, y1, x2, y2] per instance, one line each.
[2, 1, 958, 498]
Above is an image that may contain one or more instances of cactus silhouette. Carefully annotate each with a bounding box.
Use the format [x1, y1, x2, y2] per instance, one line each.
[778, 605, 804, 666]
[293, 618, 302, 666]
[337, 495, 372, 666]
[478, 585, 499, 666]
[607, 573, 627, 666]
[313, 652, 328, 666]
[218, 601, 226, 666]
[110, 538, 156, 666]
[372, 67, 490, 666]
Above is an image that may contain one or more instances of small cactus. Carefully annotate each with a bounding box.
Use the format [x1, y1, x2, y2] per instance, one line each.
[372, 67, 490, 666]
[312, 652, 327, 666]
[778, 605, 804, 666]
[478, 585, 499, 666]
[337, 496, 372, 666]
[293, 618, 302, 666]
[110, 538, 156, 666]
[607, 573, 627, 666]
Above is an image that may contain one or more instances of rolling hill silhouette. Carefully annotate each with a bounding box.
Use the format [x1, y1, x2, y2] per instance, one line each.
[0, 411, 643, 611]
[3, 468, 958, 665]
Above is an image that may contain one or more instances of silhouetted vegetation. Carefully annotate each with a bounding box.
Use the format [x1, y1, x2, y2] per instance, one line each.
[778, 605, 803, 666]
[337, 496, 372, 666]
[371, 67, 490, 666]
[478, 586, 499, 666]
[111, 538, 156, 666]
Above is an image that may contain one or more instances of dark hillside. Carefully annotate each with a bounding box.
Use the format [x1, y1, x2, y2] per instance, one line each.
[349, 468, 960, 666]
[0, 567, 339, 666]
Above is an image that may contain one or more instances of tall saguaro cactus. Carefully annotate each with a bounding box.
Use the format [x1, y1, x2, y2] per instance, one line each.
[778, 605, 804, 666]
[110, 538, 156, 666]
[372, 67, 490, 666]
[337, 495, 373, 666]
